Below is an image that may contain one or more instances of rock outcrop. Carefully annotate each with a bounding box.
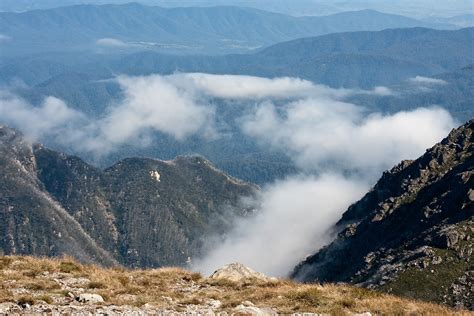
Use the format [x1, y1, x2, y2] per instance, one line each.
[292, 119, 474, 309]
[209, 263, 277, 283]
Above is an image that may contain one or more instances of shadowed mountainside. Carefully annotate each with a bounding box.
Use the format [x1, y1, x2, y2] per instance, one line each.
[0, 125, 257, 267]
[293, 119, 474, 309]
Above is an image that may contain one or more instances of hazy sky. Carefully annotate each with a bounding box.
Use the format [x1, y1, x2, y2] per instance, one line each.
[1, 0, 472, 17]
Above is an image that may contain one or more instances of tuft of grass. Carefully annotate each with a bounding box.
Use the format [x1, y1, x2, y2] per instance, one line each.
[179, 297, 201, 305]
[286, 287, 323, 307]
[205, 278, 240, 288]
[22, 270, 38, 278]
[338, 297, 356, 308]
[117, 275, 130, 287]
[0, 257, 13, 269]
[24, 280, 60, 291]
[59, 261, 81, 273]
[17, 296, 35, 306]
[182, 272, 202, 282]
[87, 281, 107, 289]
[37, 295, 53, 304]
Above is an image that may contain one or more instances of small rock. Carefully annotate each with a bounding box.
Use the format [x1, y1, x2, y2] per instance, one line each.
[432, 256, 443, 265]
[206, 299, 222, 309]
[468, 189, 474, 201]
[76, 293, 104, 304]
[161, 296, 173, 304]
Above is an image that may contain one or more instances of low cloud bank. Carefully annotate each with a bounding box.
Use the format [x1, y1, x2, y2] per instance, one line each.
[193, 174, 368, 276]
[242, 101, 454, 176]
[167, 73, 347, 100]
[0, 73, 456, 277]
[0, 74, 216, 154]
[0, 73, 363, 155]
[87, 75, 215, 153]
[408, 76, 448, 85]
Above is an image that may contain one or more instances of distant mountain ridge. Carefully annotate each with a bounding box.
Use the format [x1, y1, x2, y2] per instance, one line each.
[292, 119, 474, 309]
[0, 3, 456, 56]
[0, 125, 257, 267]
[3, 27, 471, 89]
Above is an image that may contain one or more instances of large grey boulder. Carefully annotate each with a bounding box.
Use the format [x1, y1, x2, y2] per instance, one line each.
[209, 263, 277, 283]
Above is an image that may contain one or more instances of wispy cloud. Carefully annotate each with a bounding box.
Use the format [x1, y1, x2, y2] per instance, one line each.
[408, 76, 448, 85]
[167, 73, 347, 100]
[96, 38, 128, 47]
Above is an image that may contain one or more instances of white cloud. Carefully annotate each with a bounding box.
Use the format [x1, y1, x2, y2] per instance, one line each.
[0, 74, 215, 154]
[408, 76, 448, 85]
[96, 38, 128, 47]
[370, 86, 394, 96]
[193, 174, 368, 276]
[167, 73, 347, 100]
[0, 92, 84, 141]
[87, 75, 215, 152]
[242, 100, 455, 176]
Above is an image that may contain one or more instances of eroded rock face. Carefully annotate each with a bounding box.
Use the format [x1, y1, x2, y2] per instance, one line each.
[209, 263, 277, 283]
[292, 119, 474, 309]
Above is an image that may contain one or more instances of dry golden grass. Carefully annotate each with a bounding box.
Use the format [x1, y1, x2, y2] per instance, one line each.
[0, 255, 471, 315]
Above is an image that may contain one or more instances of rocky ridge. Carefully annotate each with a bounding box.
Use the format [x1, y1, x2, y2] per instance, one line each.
[0, 125, 258, 268]
[292, 119, 474, 309]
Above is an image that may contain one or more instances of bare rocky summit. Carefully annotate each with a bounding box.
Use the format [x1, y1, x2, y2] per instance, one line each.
[293, 119, 474, 309]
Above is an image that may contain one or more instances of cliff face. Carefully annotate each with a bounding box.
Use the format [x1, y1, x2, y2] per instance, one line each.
[292, 120, 474, 309]
[0, 126, 257, 267]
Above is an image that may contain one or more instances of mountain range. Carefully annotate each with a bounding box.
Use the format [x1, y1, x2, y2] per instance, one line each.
[0, 3, 457, 56]
[2, 27, 473, 90]
[1, 0, 472, 19]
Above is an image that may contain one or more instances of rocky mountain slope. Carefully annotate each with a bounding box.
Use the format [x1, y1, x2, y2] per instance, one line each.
[0, 125, 257, 267]
[292, 119, 474, 309]
[0, 256, 462, 315]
